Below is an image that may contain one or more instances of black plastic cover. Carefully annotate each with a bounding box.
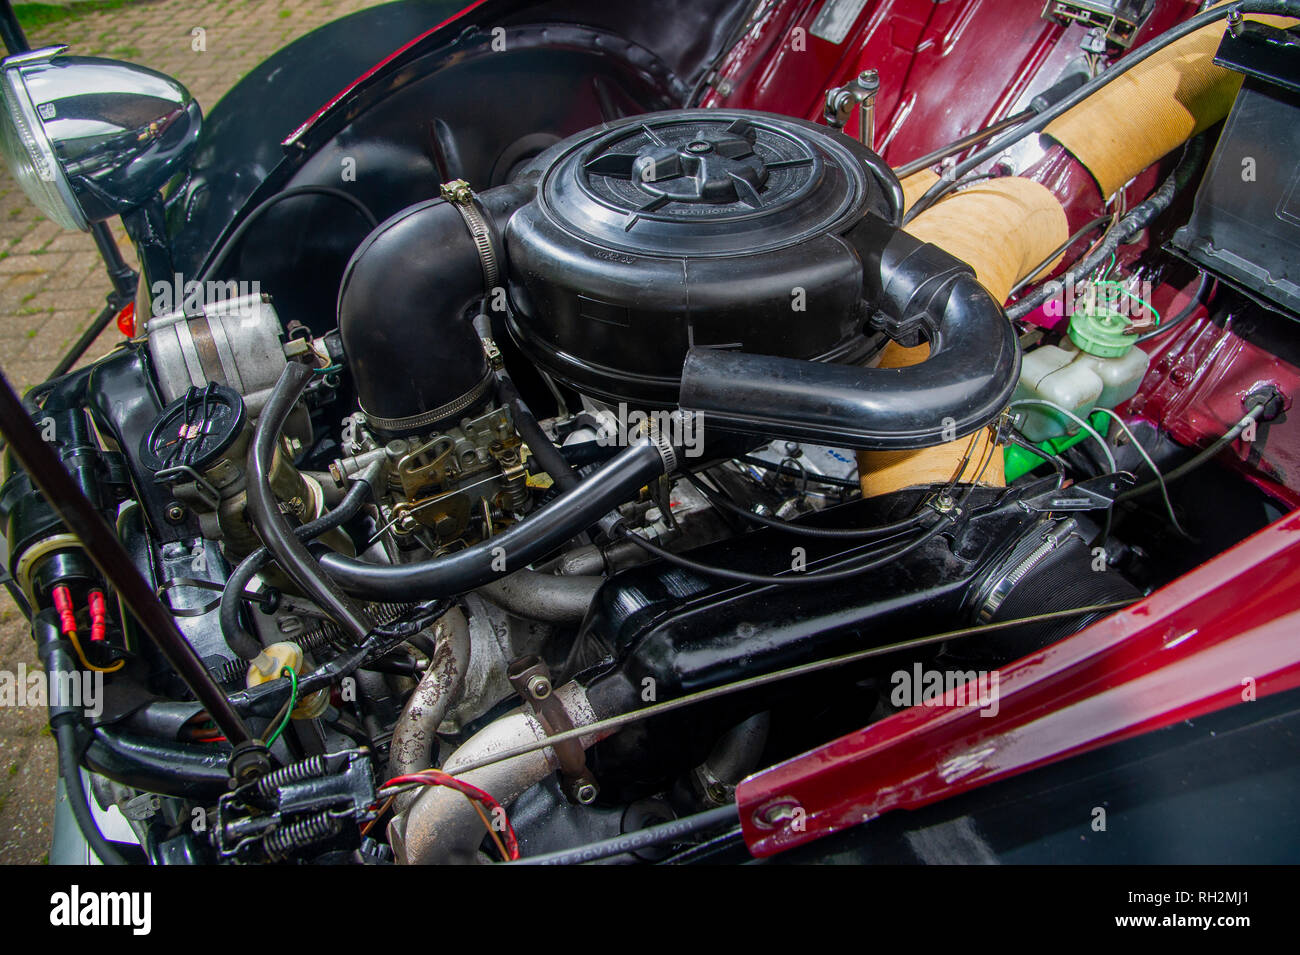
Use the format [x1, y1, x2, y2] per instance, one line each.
[504, 110, 894, 405]
[1172, 23, 1300, 316]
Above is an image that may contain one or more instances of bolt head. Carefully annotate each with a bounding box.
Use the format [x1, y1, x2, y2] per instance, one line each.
[527, 674, 552, 700]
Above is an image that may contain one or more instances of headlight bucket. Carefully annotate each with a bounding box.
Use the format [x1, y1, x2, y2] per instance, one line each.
[0, 46, 201, 232]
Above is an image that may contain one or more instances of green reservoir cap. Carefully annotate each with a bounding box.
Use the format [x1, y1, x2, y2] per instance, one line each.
[1068, 302, 1134, 358]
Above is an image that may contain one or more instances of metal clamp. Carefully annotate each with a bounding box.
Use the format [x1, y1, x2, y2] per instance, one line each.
[508, 656, 599, 805]
[440, 179, 500, 292]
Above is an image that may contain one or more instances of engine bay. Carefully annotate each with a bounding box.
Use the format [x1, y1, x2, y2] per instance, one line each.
[3, 0, 1300, 865]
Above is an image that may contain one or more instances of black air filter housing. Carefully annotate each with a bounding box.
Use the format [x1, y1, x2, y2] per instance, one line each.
[504, 110, 896, 406]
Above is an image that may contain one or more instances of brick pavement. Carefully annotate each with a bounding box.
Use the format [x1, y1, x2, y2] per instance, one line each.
[0, 0, 393, 863]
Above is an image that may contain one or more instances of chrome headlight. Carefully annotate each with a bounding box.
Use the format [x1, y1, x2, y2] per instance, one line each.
[0, 46, 201, 232]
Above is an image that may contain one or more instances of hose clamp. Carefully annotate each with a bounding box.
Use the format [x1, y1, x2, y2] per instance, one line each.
[644, 414, 680, 475]
[440, 179, 500, 292]
[360, 369, 494, 433]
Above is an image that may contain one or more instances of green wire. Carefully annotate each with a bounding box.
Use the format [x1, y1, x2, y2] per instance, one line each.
[265, 666, 299, 747]
[1090, 280, 1162, 325]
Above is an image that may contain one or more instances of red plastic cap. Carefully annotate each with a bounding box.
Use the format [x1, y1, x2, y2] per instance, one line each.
[115, 301, 136, 338]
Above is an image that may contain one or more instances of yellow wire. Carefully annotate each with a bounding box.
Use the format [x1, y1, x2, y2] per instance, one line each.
[65, 628, 124, 674]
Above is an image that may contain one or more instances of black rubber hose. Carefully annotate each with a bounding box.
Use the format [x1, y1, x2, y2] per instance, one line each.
[1136, 272, 1214, 344]
[510, 804, 740, 865]
[81, 726, 230, 799]
[905, 1, 1300, 219]
[317, 438, 670, 602]
[496, 373, 581, 493]
[1006, 135, 1207, 321]
[220, 464, 380, 660]
[247, 363, 373, 641]
[56, 723, 128, 865]
[863, 148, 906, 228]
[680, 231, 1019, 450]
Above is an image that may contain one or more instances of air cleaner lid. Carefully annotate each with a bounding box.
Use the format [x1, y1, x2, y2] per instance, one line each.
[536, 111, 881, 257]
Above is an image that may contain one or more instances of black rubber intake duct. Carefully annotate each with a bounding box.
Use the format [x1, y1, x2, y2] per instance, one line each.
[678, 229, 1020, 450]
[336, 184, 531, 436]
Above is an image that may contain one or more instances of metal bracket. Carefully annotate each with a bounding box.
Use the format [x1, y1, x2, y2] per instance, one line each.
[1020, 471, 1136, 513]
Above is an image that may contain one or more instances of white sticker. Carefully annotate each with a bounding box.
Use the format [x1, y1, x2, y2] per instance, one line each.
[810, 0, 869, 45]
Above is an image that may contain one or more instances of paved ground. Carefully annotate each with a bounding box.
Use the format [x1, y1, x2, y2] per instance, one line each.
[0, 0, 392, 863]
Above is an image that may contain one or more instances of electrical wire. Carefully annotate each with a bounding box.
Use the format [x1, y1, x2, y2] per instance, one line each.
[1006, 134, 1207, 321]
[684, 471, 930, 540]
[1008, 399, 1119, 474]
[379, 598, 1137, 785]
[264, 666, 298, 747]
[1090, 408, 1189, 537]
[1117, 405, 1266, 501]
[614, 512, 951, 587]
[200, 186, 379, 283]
[383, 769, 520, 861]
[904, 1, 1299, 220]
[737, 455, 860, 489]
[52, 585, 124, 673]
[1008, 214, 1113, 298]
[1136, 272, 1214, 344]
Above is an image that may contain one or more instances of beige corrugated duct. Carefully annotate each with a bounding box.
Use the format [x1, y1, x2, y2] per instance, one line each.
[1045, 4, 1296, 197]
[900, 169, 940, 213]
[855, 178, 1069, 496]
[858, 7, 1297, 498]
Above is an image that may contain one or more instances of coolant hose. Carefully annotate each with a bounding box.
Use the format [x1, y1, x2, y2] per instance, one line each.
[249, 363, 374, 642]
[220, 461, 380, 659]
[318, 435, 674, 601]
[679, 229, 1019, 450]
[387, 607, 471, 791]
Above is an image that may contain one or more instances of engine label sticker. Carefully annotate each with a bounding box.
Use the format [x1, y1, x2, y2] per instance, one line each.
[810, 0, 869, 45]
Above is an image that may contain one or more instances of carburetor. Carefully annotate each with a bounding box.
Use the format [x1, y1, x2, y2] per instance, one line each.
[330, 402, 534, 554]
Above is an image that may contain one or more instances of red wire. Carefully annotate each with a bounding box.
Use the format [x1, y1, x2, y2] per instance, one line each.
[384, 770, 521, 860]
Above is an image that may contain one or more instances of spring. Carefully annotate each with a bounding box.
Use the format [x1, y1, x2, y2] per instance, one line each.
[263, 811, 341, 860]
[256, 754, 329, 799]
[213, 601, 417, 686]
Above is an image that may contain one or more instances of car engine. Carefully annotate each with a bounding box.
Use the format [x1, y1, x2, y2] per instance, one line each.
[2, 0, 1299, 865]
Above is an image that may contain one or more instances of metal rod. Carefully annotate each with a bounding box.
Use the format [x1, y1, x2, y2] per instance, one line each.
[0, 1, 28, 55]
[0, 364, 252, 745]
[381, 598, 1137, 786]
[2, 7, 141, 381]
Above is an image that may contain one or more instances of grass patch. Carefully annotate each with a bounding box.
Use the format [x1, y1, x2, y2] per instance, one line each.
[14, 2, 142, 33]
